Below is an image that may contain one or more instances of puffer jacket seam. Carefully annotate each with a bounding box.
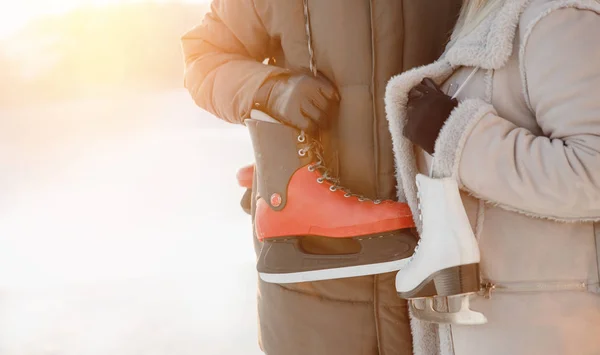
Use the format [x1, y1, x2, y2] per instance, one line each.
[247, 0, 275, 61]
[250, 0, 267, 43]
[369, 0, 380, 200]
[373, 275, 382, 355]
[368, 1, 383, 353]
[275, 283, 374, 304]
[340, 83, 371, 88]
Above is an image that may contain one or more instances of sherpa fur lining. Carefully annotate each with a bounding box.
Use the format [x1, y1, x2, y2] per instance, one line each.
[385, 59, 455, 355]
[385, 60, 454, 228]
[385, 1, 600, 355]
[433, 100, 600, 224]
[408, 298, 458, 355]
[432, 99, 497, 179]
[462, 186, 600, 224]
[445, 0, 533, 69]
[408, 307, 441, 355]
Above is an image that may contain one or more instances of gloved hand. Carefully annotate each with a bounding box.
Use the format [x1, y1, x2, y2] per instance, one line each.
[254, 73, 340, 133]
[403, 78, 458, 155]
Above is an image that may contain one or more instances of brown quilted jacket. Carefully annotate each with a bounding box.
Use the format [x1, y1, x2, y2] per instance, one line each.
[181, 1, 461, 354]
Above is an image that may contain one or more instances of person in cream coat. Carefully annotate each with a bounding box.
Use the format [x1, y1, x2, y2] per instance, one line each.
[385, 0, 600, 354]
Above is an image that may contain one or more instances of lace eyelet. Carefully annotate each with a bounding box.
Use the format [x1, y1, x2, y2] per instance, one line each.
[358, 197, 367, 202]
[297, 133, 306, 143]
[308, 165, 315, 172]
[298, 149, 306, 157]
[344, 193, 351, 198]
[374, 200, 382, 205]
[329, 186, 337, 192]
[316, 177, 324, 184]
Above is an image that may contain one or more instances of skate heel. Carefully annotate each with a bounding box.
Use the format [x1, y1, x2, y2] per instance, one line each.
[410, 263, 487, 325]
[433, 263, 480, 296]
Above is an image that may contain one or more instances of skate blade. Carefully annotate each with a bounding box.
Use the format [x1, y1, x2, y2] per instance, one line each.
[409, 295, 487, 325]
[258, 257, 410, 284]
[257, 230, 417, 284]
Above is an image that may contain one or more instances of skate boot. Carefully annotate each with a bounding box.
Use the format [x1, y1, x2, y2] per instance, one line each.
[394, 173, 486, 325]
[246, 110, 417, 284]
[236, 164, 254, 215]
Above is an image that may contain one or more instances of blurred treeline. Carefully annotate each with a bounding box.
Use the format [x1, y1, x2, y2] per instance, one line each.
[0, 2, 209, 107]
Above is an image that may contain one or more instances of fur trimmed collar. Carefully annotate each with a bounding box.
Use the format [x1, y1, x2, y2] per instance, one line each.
[445, 0, 533, 69]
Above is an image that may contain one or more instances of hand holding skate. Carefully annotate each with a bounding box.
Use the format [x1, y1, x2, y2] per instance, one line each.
[403, 78, 458, 154]
[246, 110, 417, 284]
[396, 68, 486, 325]
[253, 73, 340, 134]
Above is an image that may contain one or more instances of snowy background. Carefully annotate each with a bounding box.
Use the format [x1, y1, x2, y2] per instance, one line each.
[0, 89, 263, 355]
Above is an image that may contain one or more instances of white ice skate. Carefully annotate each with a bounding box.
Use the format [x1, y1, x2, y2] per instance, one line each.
[395, 173, 487, 325]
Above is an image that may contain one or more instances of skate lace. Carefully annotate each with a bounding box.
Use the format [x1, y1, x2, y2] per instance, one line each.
[409, 240, 421, 263]
[300, 0, 381, 205]
[407, 68, 481, 263]
[408, 179, 424, 261]
[297, 131, 382, 204]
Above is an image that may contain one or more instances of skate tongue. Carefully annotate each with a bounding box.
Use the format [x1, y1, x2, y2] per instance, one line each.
[250, 110, 282, 124]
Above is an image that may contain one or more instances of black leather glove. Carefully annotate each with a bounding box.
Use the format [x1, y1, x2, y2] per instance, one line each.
[254, 73, 340, 133]
[403, 78, 458, 155]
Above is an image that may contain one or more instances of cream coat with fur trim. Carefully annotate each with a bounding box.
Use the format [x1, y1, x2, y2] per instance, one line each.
[385, 0, 600, 354]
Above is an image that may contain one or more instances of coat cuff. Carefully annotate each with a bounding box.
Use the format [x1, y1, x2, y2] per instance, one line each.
[433, 98, 497, 179]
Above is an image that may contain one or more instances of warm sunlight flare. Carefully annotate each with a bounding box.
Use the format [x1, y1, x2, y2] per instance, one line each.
[0, 0, 209, 38]
[0, 0, 261, 353]
[0, 0, 212, 106]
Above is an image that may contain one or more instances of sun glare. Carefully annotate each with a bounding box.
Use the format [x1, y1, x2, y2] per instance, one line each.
[0, 0, 209, 39]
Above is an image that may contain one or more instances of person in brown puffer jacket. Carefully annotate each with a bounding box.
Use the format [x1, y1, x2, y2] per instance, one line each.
[181, 1, 461, 354]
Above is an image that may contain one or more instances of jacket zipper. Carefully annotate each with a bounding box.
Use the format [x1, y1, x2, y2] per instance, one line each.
[480, 280, 589, 299]
[368, 0, 379, 199]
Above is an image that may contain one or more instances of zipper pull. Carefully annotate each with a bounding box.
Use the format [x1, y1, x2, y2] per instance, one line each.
[480, 282, 496, 299]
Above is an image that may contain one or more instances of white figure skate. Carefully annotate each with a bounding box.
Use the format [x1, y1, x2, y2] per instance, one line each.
[395, 173, 487, 325]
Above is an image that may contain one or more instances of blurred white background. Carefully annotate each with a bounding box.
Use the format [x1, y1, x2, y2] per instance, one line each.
[0, 0, 267, 354]
[0, 89, 262, 354]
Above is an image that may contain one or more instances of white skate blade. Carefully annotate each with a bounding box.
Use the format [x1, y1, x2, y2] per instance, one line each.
[410, 296, 487, 325]
[259, 257, 410, 284]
